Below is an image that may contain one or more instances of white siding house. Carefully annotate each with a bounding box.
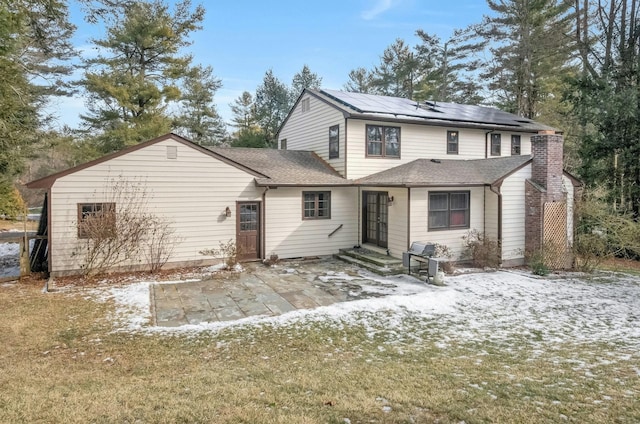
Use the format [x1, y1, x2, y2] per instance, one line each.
[29, 89, 580, 276]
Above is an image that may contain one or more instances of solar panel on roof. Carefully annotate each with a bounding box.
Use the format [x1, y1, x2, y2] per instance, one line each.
[318, 89, 553, 130]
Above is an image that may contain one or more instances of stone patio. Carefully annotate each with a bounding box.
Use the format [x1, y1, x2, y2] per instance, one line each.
[151, 258, 413, 327]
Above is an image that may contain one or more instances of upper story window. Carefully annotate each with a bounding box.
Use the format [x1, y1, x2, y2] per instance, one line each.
[77, 202, 116, 239]
[329, 125, 339, 159]
[366, 125, 400, 158]
[303, 191, 331, 219]
[511, 135, 521, 155]
[280, 139, 287, 150]
[447, 130, 459, 154]
[428, 192, 470, 231]
[491, 133, 501, 156]
[300, 98, 310, 113]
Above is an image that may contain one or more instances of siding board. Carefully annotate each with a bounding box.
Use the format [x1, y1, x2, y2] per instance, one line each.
[50, 139, 263, 274]
[500, 165, 531, 262]
[409, 186, 485, 260]
[264, 186, 358, 258]
[278, 93, 346, 175]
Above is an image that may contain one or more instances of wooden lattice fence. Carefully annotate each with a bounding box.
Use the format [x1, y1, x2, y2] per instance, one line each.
[543, 201, 572, 269]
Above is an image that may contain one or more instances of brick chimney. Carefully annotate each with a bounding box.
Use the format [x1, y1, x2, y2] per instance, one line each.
[525, 131, 569, 263]
[530, 131, 564, 201]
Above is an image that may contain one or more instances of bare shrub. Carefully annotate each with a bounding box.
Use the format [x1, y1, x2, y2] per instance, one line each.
[73, 176, 179, 277]
[462, 230, 501, 268]
[143, 216, 182, 273]
[200, 239, 242, 269]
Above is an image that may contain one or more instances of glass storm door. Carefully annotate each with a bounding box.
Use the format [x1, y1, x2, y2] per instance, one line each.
[363, 191, 388, 248]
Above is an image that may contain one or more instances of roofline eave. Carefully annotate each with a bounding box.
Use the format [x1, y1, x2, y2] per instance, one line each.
[347, 114, 560, 134]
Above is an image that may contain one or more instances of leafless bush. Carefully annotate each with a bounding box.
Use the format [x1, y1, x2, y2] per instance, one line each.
[143, 216, 182, 273]
[73, 176, 179, 277]
[200, 239, 242, 268]
[462, 230, 501, 268]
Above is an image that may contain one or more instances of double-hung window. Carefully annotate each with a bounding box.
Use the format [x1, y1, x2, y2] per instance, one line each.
[447, 130, 459, 154]
[366, 125, 400, 158]
[329, 125, 339, 159]
[511, 135, 521, 155]
[303, 191, 331, 219]
[428, 192, 470, 230]
[491, 133, 501, 156]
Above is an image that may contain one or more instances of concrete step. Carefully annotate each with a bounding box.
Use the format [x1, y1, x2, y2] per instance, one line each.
[338, 248, 403, 268]
[334, 254, 405, 276]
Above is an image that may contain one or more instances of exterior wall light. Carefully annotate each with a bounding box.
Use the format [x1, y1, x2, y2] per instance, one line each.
[225, 206, 231, 217]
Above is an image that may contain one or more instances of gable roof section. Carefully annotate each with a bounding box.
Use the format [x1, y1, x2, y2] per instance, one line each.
[26, 133, 266, 189]
[27, 132, 351, 189]
[304, 89, 557, 133]
[207, 147, 350, 186]
[356, 155, 533, 187]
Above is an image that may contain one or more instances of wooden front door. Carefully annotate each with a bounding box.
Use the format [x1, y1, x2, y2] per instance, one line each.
[362, 191, 388, 248]
[236, 202, 260, 261]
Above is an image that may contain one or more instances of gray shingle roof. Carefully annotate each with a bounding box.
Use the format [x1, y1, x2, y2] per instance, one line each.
[311, 89, 556, 133]
[208, 147, 350, 186]
[356, 155, 532, 186]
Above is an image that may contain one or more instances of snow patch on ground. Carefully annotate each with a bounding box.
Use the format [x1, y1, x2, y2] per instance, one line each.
[87, 268, 640, 354]
[0, 235, 34, 278]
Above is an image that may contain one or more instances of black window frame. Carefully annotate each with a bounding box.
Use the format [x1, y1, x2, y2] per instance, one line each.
[329, 125, 339, 159]
[280, 139, 287, 150]
[77, 202, 116, 239]
[511, 135, 521, 155]
[447, 130, 459, 154]
[491, 133, 501, 156]
[428, 191, 470, 231]
[302, 191, 331, 220]
[365, 124, 401, 158]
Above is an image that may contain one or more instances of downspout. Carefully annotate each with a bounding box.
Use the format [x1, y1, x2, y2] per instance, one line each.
[356, 186, 361, 247]
[344, 117, 348, 178]
[406, 187, 411, 249]
[489, 184, 502, 260]
[261, 186, 268, 260]
[485, 130, 494, 158]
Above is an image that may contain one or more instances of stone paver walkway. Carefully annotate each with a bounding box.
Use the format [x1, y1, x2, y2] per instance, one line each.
[151, 259, 403, 327]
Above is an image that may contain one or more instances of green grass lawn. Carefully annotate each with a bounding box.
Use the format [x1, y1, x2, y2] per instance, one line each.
[1, 270, 639, 423]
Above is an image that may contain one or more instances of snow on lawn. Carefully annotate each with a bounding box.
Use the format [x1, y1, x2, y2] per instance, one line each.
[0, 242, 20, 278]
[92, 268, 640, 353]
[1, 232, 35, 278]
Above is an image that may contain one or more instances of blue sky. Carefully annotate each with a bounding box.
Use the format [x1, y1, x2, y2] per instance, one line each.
[54, 0, 490, 130]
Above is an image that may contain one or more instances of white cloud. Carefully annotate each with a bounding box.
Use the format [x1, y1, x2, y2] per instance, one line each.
[361, 0, 398, 20]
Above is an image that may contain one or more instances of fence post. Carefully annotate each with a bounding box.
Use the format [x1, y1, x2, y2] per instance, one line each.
[19, 233, 31, 276]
